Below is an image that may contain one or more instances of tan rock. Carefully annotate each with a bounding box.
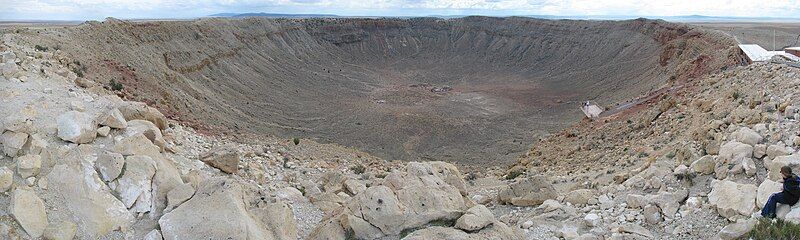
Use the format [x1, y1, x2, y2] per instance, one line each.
[718, 218, 757, 240]
[2, 131, 28, 157]
[498, 175, 557, 206]
[731, 127, 762, 146]
[43, 221, 77, 240]
[165, 183, 194, 211]
[16, 154, 42, 178]
[56, 111, 97, 144]
[3, 115, 33, 133]
[158, 178, 290, 239]
[9, 189, 48, 238]
[0, 167, 12, 192]
[96, 126, 111, 137]
[252, 202, 298, 240]
[117, 101, 168, 130]
[690, 155, 716, 174]
[320, 171, 345, 193]
[113, 133, 161, 157]
[708, 180, 757, 220]
[124, 120, 166, 151]
[757, 179, 783, 209]
[99, 108, 128, 129]
[199, 145, 240, 174]
[455, 204, 494, 231]
[564, 189, 595, 206]
[115, 155, 157, 212]
[344, 179, 367, 195]
[143, 229, 162, 240]
[95, 152, 124, 182]
[47, 162, 135, 238]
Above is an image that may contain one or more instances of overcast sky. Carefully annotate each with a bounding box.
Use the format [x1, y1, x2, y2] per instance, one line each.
[1, 0, 799, 21]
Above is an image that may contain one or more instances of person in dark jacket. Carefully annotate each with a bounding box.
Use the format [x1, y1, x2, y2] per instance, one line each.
[761, 166, 800, 218]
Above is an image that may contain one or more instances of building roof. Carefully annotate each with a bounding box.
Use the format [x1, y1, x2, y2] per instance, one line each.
[738, 44, 800, 62]
[739, 44, 774, 62]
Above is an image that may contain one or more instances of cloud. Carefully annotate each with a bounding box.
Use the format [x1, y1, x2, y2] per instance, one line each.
[0, 0, 798, 20]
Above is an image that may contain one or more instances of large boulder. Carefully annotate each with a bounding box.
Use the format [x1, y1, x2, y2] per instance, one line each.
[718, 141, 753, 163]
[718, 218, 757, 240]
[124, 120, 167, 151]
[46, 149, 135, 238]
[199, 145, 240, 174]
[16, 154, 42, 178]
[9, 189, 48, 238]
[56, 111, 97, 144]
[113, 155, 157, 213]
[767, 144, 793, 159]
[708, 180, 757, 220]
[2, 131, 28, 157]
[564, 189, 596, 206]
[757, 179, 783, 208]
[251, 202, 298, 240]
[99, 108, 128, 129]
[455, 205, 494, 231]
[768, 155, 800, 180]
[113, 133, 161, 157]
[498, 175, 557, 206]
[731, 127, 762, 146]
[43, 221, 78, 240]
[117, 101, 168, 130]
[3, 115, 33, 133]
[148, 155, 184, 218]
[158, 178, 293, 239]
[95, 152, 125, 182]
[690, 155, 716, 174]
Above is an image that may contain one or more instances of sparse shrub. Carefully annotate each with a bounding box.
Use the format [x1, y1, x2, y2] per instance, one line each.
[638, 152, 649, 158]
[297, 186, 306, 196]
[749, 218, 800, 239]
[506, 169, 524, 180]
[665, 152, 676, 159]
[464, 172, 478, 182]
[71, 67, 84, 77]
[350, 164, 366, 174]
[293, 137, 300, 145]
[374, 172, 387, 179]
[109, 80, 124, 91]
[731, 90, 740, 100]
[34, 45, 48, 52]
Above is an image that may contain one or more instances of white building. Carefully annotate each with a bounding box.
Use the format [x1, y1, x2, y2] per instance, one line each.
[738, 44, 800, 63]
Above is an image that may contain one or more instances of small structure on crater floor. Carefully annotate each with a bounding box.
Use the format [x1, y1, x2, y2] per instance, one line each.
[580, 101, 603, 118]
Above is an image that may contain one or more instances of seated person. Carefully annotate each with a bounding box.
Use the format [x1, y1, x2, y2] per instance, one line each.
[762, 166, 800, 218]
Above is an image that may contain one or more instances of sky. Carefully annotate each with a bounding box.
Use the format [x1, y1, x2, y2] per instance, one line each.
[1, 0, 800, 21]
